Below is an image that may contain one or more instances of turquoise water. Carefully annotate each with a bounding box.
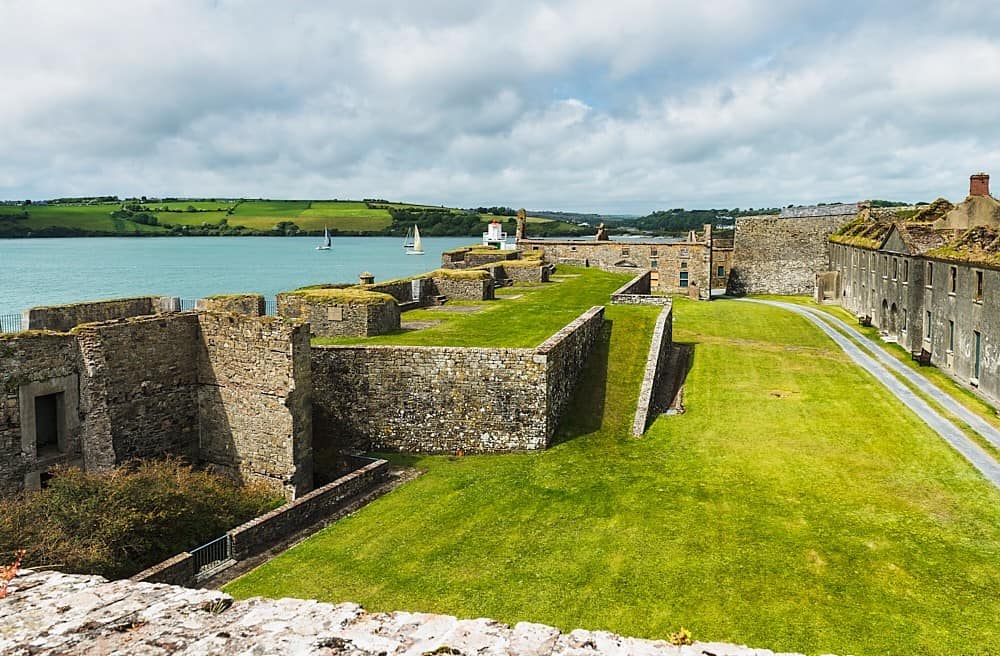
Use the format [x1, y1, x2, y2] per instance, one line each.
[0, 236, 476, 315]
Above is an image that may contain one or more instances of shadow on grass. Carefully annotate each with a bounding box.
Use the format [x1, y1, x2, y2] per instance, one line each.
[550, 319, 612, 446]
[655, 341, 696, 414]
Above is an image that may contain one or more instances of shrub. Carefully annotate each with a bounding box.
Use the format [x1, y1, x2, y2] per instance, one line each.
[0, 459, 282, 579]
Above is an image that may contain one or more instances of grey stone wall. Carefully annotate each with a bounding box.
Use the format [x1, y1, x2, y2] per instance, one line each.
[197, 313, 314, 499]
[487, 263, 550, 283]
[0, 332, 81, 492]
[519, 237, 712, 297]
[729, 215, 848, 295]
[432, 276, 495, 301]
[312, 307, 605, 454]
[75, 314, 201, 469]
[196, 294, 266, 316]
[23, 297, 159, 332]
[610, 271, 673, 306]
[276, 293, 400, 338]
[631, 305, 674, 436]
[5, 569, 824, 656]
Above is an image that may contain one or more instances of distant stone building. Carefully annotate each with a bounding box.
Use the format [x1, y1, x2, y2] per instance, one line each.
[519, 225, 716, 299]
[824, 174, 1000, 402]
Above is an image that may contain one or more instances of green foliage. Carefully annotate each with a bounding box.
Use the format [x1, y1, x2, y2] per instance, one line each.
[0, 459, 281, 579]
[632, 207, 779, 234]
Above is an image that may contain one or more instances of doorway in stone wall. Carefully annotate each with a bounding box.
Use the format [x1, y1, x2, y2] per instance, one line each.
[34, 393, 62, 458]
[881, 299, 888, 331]
[890, 303, 899, 337]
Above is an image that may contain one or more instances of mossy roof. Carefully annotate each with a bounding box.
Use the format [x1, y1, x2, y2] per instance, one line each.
[204, 293, 262, 300]
[282, 288, 395, 306]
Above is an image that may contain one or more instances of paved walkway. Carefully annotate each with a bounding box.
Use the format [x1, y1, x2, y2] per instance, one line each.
[745, 299, 1000, 488]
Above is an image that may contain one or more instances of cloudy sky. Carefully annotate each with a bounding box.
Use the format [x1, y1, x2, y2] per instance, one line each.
[2, 1, 1000, 213]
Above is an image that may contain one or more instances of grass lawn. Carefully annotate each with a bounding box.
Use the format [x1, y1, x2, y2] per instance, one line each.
[0, 204, 168, 234]
[226, 294, 1000, 655]
[313, 267, 631, 348]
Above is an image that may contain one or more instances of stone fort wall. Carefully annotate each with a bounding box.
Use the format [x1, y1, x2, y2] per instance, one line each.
[729, 215, 848, 295]
[311, 307, 605, 454]
[22, 297, 161, 332]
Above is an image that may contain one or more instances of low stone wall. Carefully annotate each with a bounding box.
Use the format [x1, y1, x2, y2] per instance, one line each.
[276, 293, 400, 338]
[631, 305, 674, 436]
[364, 278, 434, 306]
[228, 457, 388, 560]
[22, 296, 159, 332]
[312, 307, 605, 454]
[610, 271, 673, 306]
[484, 262, 550, 283]
[131, 551, 195, 586]
[196, 294, 265, 316]
[7, 569, 822, 656]
[433, 275, 494, 301]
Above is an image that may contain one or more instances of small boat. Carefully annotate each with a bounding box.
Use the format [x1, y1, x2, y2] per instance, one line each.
[316, 226, 331, 250]
[402, 225, 414, 249]
[406, 225, 424, 255]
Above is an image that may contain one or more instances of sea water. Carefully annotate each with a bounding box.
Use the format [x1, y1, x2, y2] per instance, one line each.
[0, 236, 477, 315]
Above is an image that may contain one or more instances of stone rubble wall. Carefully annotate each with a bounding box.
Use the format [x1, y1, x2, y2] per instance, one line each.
[631, 305, 675, 436]
[196, 313, 314, 499]
[132, 457, 389, 587]
[364, 278, 435, 306]
[610, 271, 673, 306]
[75, 314, 202, 468]
[311, 307, 605, 454]
[0, 331, 81, 492]
[485, 263, 550, 283]
[432, 276, 495, 301]
[277, 294, 401, 339]
[729, 215, 849, 295]
[3, 569, 824, 656]
[22, 296, 160, 332]
[196, 294, 266, 316]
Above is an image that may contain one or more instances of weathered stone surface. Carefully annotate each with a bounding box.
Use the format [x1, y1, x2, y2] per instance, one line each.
[631, 304, 674, 436]
[610, 271, 673, 306]
[22, 296, 161, 332]
[277, 293, 400, 338]
[312, 307, 605, 454]
[0, 570, 824, 656]
[729, 215, 848, 295]
[196, 294, 266, 316]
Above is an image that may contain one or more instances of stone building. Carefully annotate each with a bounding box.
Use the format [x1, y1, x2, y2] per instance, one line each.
[824, 174, 1000, 402]
[0, 299, 313, 498]
[518, 225, 715, 299]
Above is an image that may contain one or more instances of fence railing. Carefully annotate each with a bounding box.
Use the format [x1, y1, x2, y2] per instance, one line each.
[179, 298, 197, 311]
[0, 313, 22, 334]
[264, 298, 277, 316]
[190, 534, 233, 581]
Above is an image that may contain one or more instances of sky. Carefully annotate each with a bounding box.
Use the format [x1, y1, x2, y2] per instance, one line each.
[2, 1, 1000, 214]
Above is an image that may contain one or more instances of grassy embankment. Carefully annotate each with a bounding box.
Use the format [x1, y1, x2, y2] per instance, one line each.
[227, 285, 1000, 656]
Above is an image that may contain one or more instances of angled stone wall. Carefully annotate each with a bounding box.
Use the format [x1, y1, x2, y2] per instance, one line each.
[311, 307, 605, 454]
[197, 313, 313, 499]
[196, 294, 266, 316]
[23, 297, 159, 332]
[276, 293, 400, 338]
[632, 304, 675, 436]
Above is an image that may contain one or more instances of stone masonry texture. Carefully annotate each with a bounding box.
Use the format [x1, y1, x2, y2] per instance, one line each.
[729, 215, 848, 295]
[276, 294, 401, 339]
[311, 307, 605, 454]
[2, 569, 828, 656]
[23, 297, 160, 332]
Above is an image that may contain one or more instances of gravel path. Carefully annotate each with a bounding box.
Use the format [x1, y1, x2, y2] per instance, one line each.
[745, 299, 1000, 488]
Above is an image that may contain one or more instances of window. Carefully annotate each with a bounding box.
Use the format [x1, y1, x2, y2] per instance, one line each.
[974, 331, 982, 379]
[927, 262, 933, 286]
[717, 265, 725, 277]
[950, 266, 957, 293]
[882, 256, 888, 277]
[925, 311, 932, 341]
[976, 271, 984, 301]
[948, 320, 955, 351]
[903, 260, 909, 283]
[892, 258, 898, 280]
[681, 262, 687, 269]
[902, 308, 907, 331]
[650, 248, 658, 256]
[650, 259, 658, 268]
[621, 248, 630, 256]
[679, 271, 689, 288]
[570, 246, 577, 251]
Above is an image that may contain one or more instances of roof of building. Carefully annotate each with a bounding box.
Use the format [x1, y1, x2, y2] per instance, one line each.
[780, 203, 860, 218]
[830, 194, 1000, 266]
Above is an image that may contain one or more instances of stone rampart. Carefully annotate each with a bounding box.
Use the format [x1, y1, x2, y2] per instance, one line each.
[23, 297, 159, 332]
[311, 307, 605, 454]
[482, 262, 550, 283]
[610, 271, 673, 306]
[276, 292, 400, 338]
[197, 313, 313, 499]
[4, 569, 823, 656]
[432, 275, 495, 301]
[196, 294, 266, 316]
[729, 215, 849, 295]
[130, 551, 196, 586]
[0, 331, 81, 491]
[632, 305, 674, 436]
[75, 314, 201, 468]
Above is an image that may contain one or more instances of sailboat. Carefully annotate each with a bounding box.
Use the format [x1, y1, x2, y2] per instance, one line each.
[316, 226, 331, 251]
[402, 225, 414, 249]
[406, 225, 424, 255]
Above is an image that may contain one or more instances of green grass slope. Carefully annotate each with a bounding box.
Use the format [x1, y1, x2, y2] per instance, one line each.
[0, 204, 168, 236]
[226, 293, 1000, 656]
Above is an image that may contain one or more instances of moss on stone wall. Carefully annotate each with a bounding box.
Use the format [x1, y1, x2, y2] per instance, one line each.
[284, 288, 395, 306]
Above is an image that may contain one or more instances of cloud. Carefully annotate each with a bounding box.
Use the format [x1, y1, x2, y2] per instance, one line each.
[1, 1, 1000, 212]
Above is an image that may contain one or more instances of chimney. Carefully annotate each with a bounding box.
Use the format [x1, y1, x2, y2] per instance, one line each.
[970, 172, 990, 197]
[359, 271, 374, 285]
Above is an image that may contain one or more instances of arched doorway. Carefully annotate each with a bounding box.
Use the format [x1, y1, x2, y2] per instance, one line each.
[881, 299, 889, 330]
[890, 303, 898, 336]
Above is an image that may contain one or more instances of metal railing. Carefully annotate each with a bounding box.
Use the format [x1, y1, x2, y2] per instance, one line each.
[179, 298, 197, 311]
[191, 534, 233, 581]
[264, 297, 277, 316]
[0, 313, 22, 334]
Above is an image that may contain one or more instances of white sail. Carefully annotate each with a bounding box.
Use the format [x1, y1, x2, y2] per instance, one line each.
[403, 225, 414, 248]
[407, 224, 425, 255]
[317, 226, 331, 250]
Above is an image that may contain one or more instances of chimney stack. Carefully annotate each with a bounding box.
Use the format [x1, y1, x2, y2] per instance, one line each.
[970, 172, 990, 197]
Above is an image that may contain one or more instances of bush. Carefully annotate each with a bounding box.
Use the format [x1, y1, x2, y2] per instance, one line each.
[0, 459, 282, 579]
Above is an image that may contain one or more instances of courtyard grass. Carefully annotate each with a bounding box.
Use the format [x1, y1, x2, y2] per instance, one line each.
[226, 296, 1000, 656]
[313, 266, 631, 348]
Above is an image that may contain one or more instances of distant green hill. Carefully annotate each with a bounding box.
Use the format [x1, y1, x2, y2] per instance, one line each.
[0, 198, 591, 238]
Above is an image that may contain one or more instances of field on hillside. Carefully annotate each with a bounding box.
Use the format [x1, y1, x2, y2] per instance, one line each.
[0, 204, 167, 235]
[226, 283, 1000, 656]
